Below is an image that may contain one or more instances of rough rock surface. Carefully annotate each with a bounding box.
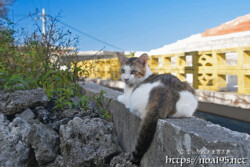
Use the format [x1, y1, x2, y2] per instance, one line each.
[59, 117, 121, 167]
[50, 118, 70, 132]
[0, 86, 131, 167]
[0, 88, 48, 115]
[46, 156, 64, 167]
[0, 113, 59, 167]
[27, 121, 59, 166]
[15, 108, 36, 120]
[0, 114, 30, 167]
[35, 106, 50, 123]
[63, 98, 101, 118]
[110, 153, 138, 167]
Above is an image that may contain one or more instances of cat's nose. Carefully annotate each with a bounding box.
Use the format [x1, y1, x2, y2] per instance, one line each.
[125, 79, 129, 82]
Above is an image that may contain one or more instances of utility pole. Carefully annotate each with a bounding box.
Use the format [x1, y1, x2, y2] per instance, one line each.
[42, 8, 46, 36]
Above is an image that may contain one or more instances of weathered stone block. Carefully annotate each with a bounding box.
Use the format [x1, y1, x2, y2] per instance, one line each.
[0, 88, 48, 115]
[80, 82, 250, 167]
[59, 117, 121, 167]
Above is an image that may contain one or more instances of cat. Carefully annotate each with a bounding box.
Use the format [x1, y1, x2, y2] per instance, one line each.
[116, 52, 198, 165]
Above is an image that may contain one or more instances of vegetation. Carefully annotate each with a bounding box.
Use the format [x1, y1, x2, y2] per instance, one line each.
[126, 51, 135, 57]
[0, 14, 107, 117]
[93, 90, 110, 119]
[0, 0, 15, 18]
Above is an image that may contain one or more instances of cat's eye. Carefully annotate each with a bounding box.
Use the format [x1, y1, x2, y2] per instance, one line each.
[131, 70, 137, 74]
[121, 69, 125, 73]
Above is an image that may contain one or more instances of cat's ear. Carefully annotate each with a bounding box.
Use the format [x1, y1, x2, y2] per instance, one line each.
[137, 53, 148, 67]
[116, 52, 128, 65]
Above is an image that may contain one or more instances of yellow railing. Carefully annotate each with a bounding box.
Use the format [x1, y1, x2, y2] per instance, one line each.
[77, 46, 250, 94]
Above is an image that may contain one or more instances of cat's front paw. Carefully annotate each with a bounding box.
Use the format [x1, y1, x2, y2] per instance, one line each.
[117, 95, 124, 103]
[118, 95, 130, 108]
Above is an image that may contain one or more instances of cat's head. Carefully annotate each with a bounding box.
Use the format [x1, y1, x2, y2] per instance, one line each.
[117, 52, 148, 86]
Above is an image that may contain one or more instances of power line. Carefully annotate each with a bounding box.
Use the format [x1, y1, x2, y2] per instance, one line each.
[54, 18, 124, 51]
[14, 15, 30, 24]
[93, 46, 106, 57]
[12, 11, 124, 51]
[14, 11, 38, 24]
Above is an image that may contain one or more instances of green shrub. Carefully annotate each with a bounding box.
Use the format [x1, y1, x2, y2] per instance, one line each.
[0, 15, 91, 111]
[93, 90, 110, 119]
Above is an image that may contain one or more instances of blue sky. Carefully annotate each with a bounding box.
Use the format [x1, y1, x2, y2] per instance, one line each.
[8, 0, 250, 51]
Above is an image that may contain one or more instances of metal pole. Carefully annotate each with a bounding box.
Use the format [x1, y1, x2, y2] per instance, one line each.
[42, 8, 46, 36]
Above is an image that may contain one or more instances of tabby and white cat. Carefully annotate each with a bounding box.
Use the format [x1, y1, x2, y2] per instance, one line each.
[117, 52, 198, 165]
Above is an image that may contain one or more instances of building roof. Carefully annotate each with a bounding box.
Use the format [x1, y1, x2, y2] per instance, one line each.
[149, 14, 250, 55]
[202, 14, 250, 37]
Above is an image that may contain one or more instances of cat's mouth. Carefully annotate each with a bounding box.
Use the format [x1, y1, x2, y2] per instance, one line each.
[124, 79, 132, 84]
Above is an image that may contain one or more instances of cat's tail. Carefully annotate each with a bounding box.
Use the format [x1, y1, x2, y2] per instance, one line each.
[130, 110, 160, 165]
[131, 88, 179, 165]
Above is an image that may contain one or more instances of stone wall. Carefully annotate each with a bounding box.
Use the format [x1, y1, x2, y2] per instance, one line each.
[80, 82, 250, 167]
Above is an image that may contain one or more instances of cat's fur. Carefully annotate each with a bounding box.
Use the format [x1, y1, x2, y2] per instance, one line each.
[117, 52, 198, 165]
